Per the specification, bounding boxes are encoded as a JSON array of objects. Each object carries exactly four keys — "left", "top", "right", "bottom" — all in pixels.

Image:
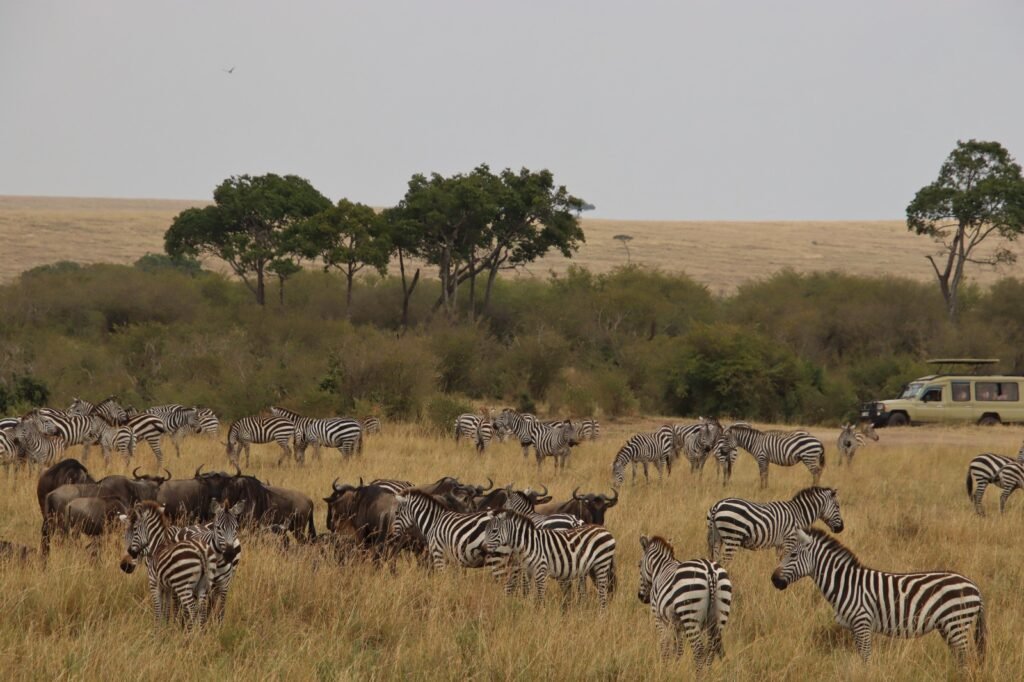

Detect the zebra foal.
[
  {"left": 836, "top": 422, "right": 878, "bottom": 466},
  {"left": 638, "top": 535, "right": 731, "bottom": 669},
  {"left": 611, "top": 426, "right": 676, "bottom": 488},
  {"left": 772, "top": 528, "right": 985, "bottom": 668}
]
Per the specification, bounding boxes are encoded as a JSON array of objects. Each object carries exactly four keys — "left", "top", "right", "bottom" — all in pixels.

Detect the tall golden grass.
[
  {"left": 5, "top": 195, "right": 1018, "bottom": 292},
  {"left": 1, "top": 420, "right": 1022, "bottom": 680}
]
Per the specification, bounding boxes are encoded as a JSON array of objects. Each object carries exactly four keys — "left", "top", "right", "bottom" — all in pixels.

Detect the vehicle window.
[
  {"left": 952, "top": 382, "right": 970, "bottom": 402},
  {"left": 975, "top": 382, "right": 1019, "bottom": 401},
  {"left": 921, "top": 386, "right": 943, "bottom": 402},
  {"left": 900, "top": 382, "right": 925, "bottom": 399}
]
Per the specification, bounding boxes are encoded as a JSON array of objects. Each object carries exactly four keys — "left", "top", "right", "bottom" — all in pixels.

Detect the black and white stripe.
[
  {"left": 706, "top": 487, "right": 844, "bottom": 564},
  {"left": 361, "top": 416, "right": 381, "bottom": 436},
  {"left": 673, "top": 417, "right": 722, "bottom": 474},
  {"left": 226, "top": 416, "right": 295, "bottom": 467},
  {"left": 611, "top": 426, "right": 677, "bottom": 487},
  {"left": 93, "top": 420, "right": 137, "bottom": 465},
  {"left": 483, "top": 510, "right": 616, "bottom": 607},
  {"left": 993, "top": 459, "right": 1024, "bottom": 514},
  {"left": 836, "top": 422, "right": 879, "bottom": 466},
  {"left": 270, "top": 407, "right": 362, "bottom": 462},
  {"left": 772, "top": 528, "right": 985, "bottom": 667},
  {"left": 453, "top": 413, "right": 492, "bottom": 453},
  {"left": 726, "top": 423, "right": 825, "bottom": 488},
  {"left": 531, "top": 420, "right": 578, "bottom": 469},
  {"left": 8, "top": 420, "right": 66, "bottom": 465},
  {"left": 119, "top": 501, "right": 217, "bottom": 631},
  {"left": 390, "top": 491, "right": 493, "bottom": 570},
  {"left": 69, "top": 396, "right": 129, "bottom": 425},
  {"left": 125, "top": 414, "right": 170, "bottom": 467},
  {"left": 638, "top": 535, "right": 732, "bottom": 668},
  {"left": 492, "top": 409, "right": 536, "bottom": 457},
  {"left": 709, "top": 432, "right": 739, "bottom": 485},
  {"left": 502, "top": 490, "right": 583, "bottom": 531},
  {"left": 965, "top": 444, "right": 1024, "bottom": 515},
  {"left": 575, "top": 418, "right": 600, "bottom": 442},
  {"left": 170, "top": 500, "right": 244, "bottom": 622}
]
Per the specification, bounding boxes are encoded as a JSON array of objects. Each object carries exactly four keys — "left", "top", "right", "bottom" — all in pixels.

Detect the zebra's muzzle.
[
  {"left": 830, "top": 520, "right": 845, "bottom": 533},
  {"left": 119, "top": 554, "right": 137, "bottom": 574},
  {"left": 770, "top": 571, "right": 788, "bottom": 590}
]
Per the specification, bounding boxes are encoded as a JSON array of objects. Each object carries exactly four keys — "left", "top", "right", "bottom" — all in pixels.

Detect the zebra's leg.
[
  {"left": 654, "top": 616, "right": 673, "bottom": 660},
  {"left": 758, "top": 458, "right": 769, "bottom": 488},
  {"left": 999, "top": 485, "right": 1016, "bottom": 513},
  {"left": 642, "top": 461, "right": 650, "bottom": 482},
  {"left": 810, "top": 460, "right": 822, "bottom": 486},
  {"left": 682, "top": 621, "right": 706, "bottom": 664},
  {"left": 149, "top": 438, "right": 164, "bottom": 468},
  {"left": 938, "top": 619, "right": 971, "bottom": 668},
  {"left": 244, "top": 442, "right": 251, "bottom": 468},
  {"left": 851, "top": 618, "right": 873, "bottom": 662},
  {"left": 149, "top": 576, "right": 164, "bottom": 624},
  {"left": 631, "top": 461, "right": 637, "bottom": 483},
  {"left": 276, "top": 439, "right": 290, "bottom": 466},
  {"left": 972, "top": 479, "right": 988, "bottom": 516},
  {"left": 534, "top": 563, "right": 548, "bottom": 603},
  {"left": 171, "top": 430, "right": 184, "bottom": 458},
  {"left": 596, "top": 567, "right": 610, "bottom": 609}
]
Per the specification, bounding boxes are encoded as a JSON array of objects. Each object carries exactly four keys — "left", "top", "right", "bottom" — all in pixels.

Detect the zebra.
[
  {"left": 8, "top": 420, "right": 65, "bottom": 465},
  {"left": 0, "top": 430, "right": 19, "bottom": 464},
  {"left": 454, "top": 413, "right": 492, "bottom": 453},
  {"left": 389, "top": 491, "right": 493, "bottom": 570},
  {"left": 726, "top": 423, "right": 825, "bottom": 488},
  {"left": 965, "top": 443, "right": 1024, "bottom": 515},
  {"left": 69, "top": 396, "right": 129, "bottom": 425},
  {"left": 226, "top": 416, "right": 295, "bottom": 467},
  {"left": 532, "top": 420, "right": 579, "bottom": 469},
  {"left": 709, "top": 432, "right": 739, "bottom": 485},
  {"left": 196, "top": 407, "right": 220, "bottom": 436},
  {"left": 361, "top": 416, "right": 382, "bottom": 436},
  {"left": 170, "top": 500, "right": 244, "bottom": 622},
  {"left": 993, "top": 460, "right": 1024, "bottom": 514},
  {"left": 706, "top": 487, "right": 844, "bottom": 564},
  {"left": 492, "top": 409, "right": 536, "bottom": 457},
  {"left": 0, "top": 416, "right": 20, "bottom": 431},
  {"left": 23, "top": 412, "right": 100, "bottom": 457},
  {"left": 673, "top": 417, "right": 722, "bottom": 474},
  {"left": 119, "top": 501, "right": 217, "bottom": 631},
  {"left": 611, "top": 426, "right": 677, "bottom": 488},
  {"left": 144, "top": 404, "right": 203, "bottom": 457},
  {"left": 772, "top": 528, "right": 986, "bottom": 668},
  {"left": 367, "top": 478, "right": 415, "bottom": 494},
  {"left": 269, "top": 407, "right": 362, "bottom": 462},
  {"left": 124, "top": 414, "right": 171, "bottom": 467},
  {"left": 836, "top": 422, "right": 879, "bottom": 466},
  {"left": 503, "top": 489, "right": 583, "bottom": 531},
  {"left": 92, "top": 419, "right": 137, "bottom": 465},
  {"left": 575, "top": 418, "right": 600, "bottom": 442},
  {"left": 638, "top": 535, "right": 732, "bottom": 669},
  {"left": 483, "top": 510, "right": 616, "bottom": 608}
]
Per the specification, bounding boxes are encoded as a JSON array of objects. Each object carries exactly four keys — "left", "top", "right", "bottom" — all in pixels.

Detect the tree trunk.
[
  {"left": 278, "top": 275, "right": 285, "bottom": 306},
  {"left": 256, "top": 264, "right": 266, "bottom": 306},
  {"left": 468, "top": 261, "right": 477, "bottom": 322},
  {"left": 398, "top": 248, "right": 420, "bottom": 330},
  {"left": 345, "top": 269, "right": 354, "bottom": 319},
  {"left": 481, "top": 256, "right": 502, "bottom": 317}
]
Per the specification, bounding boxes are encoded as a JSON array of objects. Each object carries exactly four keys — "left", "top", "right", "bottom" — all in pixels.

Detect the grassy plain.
[
  {"left": 0, "top": 420, "right": 1022, "bottom": 680},
  {"left": 3, "top": 195, "right": 1019, "bottom": 292}
]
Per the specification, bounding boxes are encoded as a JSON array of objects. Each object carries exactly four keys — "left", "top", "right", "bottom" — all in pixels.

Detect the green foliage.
[
  {"left": 0, "top": 374, "right": 49, "bottom": 413},
  {"left": 906, "top": 139, "right": 1024, "bottom": 319},
  {"left": 422, "top": 394, "right": 475, "bottom": 436},
  {"left": 133, "top": 252, "right": 202, "bottom": 275}
]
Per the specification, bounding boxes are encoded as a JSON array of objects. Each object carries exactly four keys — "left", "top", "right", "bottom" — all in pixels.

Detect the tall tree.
[
  {"left": 288, "top": 199, "right": 391, "bottom": 316},
  {"left": 907, "top": 140, "right": 1024, "bottom": 320},
  {"left": 164, "top": 174, "right": 331, "bottom": 306},
  {"left": 380, "top": 206, "right": 423, "bottom": 330}
]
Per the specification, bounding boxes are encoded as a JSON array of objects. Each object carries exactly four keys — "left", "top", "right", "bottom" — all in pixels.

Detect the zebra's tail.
[
  {"left": 706, "top": 512, "right": 720, "bottom": 559},
  {"left": 819, "top": 446, "right": 826, "bottom": 469},
  {"left": 966, "top": 469, "right": 974, "bottom": 498},
  {"left": 706, "top": 561, "right": 724, "bottom": 660},
  {"left": 975, "top": 597, "right": 987, "bottom": 664}
]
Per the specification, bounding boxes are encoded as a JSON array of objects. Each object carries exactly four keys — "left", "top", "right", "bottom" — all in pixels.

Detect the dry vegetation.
[
  {"left": 4, "top": 195, "right": 1018, "bottom": 291},
  {"left": 1, "top": 420, "right": 1022, "bottom": 680}
]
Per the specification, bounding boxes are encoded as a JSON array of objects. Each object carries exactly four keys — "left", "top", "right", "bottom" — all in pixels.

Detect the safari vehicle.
[{"left": 861, "top": 359, "right": 1024, "bottom": 427}]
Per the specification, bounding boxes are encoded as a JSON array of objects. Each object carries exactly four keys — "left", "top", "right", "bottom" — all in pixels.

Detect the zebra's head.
[
  {"left": 119, "top": 501, "right": 167, "bottom": 572},
  {"left": 68, "top": 397, "right": 90, "bottom": 416},
  {"left": 637, "top": 535, "right": 673, "bottom": 604},
  {"left": 211, "top": 499, "right": 245, "bottom": 562},
  {"left": 816, "top": 488, "right": 844, "bottom": 533},
  {"left": 483, "top": 510, "right": 521, "bottom": 555},
  {"left": 771, "top": 529, "right": 815, "bottom": 590},
  {"left": 859, "top": 422, "right": 878, "bottom": 441},
  {"left": 711, "top": 435, "right": 738, "bottom": 474},
  {"left": 389, "top": 494, "right": 418, "bottom": 543}
]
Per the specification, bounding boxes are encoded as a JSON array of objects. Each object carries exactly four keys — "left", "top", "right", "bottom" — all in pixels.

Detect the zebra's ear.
[
  {"left": 231, "top": 500, "right": 247, "bottom": 516},
  {"left": 117, "top": 514, "right": 129, "bottom": 524},
  {"left": 158, "top": 505, "right": 166, "bottom": 515},
  {"left": 394, "top": 494, "right": 406, "bottom": 503},
  {"left": 795, "top": 529, "right": 812, "bottom": 544},
  {"left": 639, "top": 535, "right": 650, "bottom": 549}
]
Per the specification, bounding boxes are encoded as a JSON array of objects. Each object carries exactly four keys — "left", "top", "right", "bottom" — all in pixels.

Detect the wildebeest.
[
  {"left": 475, "top": 484, "right": 551, "bottom": 511},
  {"left": 37, "top": 458, "right": 94, "bottom": 516},
  {"left": 156, "top": 465, "right": 235, "bottom": 523},
  {"left": 411, "top": 476, "right": 492, "bottom": 510},
  {"left": 222, "top": 472, "right": 316, "bottom": 541},
  {"left": 63, "top": 496, "right": 130, "bottom": 557},
  {"left": 535, "top": 488, "right": 619, "bottom": 525}
]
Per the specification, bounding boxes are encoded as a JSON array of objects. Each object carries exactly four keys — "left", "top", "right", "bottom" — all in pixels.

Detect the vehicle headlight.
[{"left": 877, "top": 403, "right": 886, "bottom": 412}]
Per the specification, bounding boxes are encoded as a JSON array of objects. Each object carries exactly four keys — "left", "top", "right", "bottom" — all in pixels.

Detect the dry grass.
[
  {"left": 3, "top": 195, "right": 1018, "bottom": 292},
  {"left": 1, "top": 419, "right": 1022, "bottom": 680}
]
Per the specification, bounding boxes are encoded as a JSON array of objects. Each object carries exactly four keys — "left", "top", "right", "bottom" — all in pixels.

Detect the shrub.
[{"left": 422, "top": 394, "right": 475, "bottom": 436}]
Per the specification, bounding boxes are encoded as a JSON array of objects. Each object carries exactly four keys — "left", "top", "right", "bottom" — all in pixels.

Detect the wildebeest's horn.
[
  {"left": 482, "top": 477, "right": 493, "bottom": 492},
  {"left": 195, "top": 464, "right": 204, "bottom": 477},
  {"left": 332, "top": 478, "right": 342, "bottom": 493},
  {"left": 539, "top": 484, "right": 548, "bottom": 497},
  {"left": 234, "top": 464, "right": 242, "bottom": 477},
  {"left": 163, "top": 468, "right": 172, "bottom": 480},
  {"left": 572, "top": 486, "right": 582, "bottom": 500},
  {"left": 132, "top": 467, "right": 142, "bottom": 480},
  {"left": 358, "top": 476, "right": 364, "bottom": 488},
  {"left": 606, "top": 489, "right": 619, "bottom": 504}
]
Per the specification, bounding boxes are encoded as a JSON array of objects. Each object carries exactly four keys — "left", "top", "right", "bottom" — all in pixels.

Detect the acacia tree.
[
  {"left": 380, "top": 206, "right": 423, "bottom": 330},
  {"left": 164, "top": 174, "right": 331, "bottom": 306},
  {"left": 288, "top": 199, "right": 391, "bottom": 316},
  {"left": 907, "top": 140, "right": 1024, "bottom": 320}
]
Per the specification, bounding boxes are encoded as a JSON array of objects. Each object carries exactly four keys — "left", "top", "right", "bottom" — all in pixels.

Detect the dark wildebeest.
[
  {"left": 63, "top": 496, "right": 130, "bottom": 557},
  {"left": 535, "top": 488, "right": 619, "bottom": 525},
  {"left": 41, "top": 469, "right": 166, "bottom": 555},
  {"left": 324, "top": 480, "right": 438, "bottom": 562},
  {"left": 37, "top": 459, "right": 94, "bottom": 516},
  {"left": 412, "top": 476, "right": 492, "bottom": 511},
  {"left": 156, "top": 465, "right": 235, "bottom": 523},
  {"left": 222, "top": 472, "right": 315, "bottom": 541},
  {"left": 475, "top": 484, "right": 551, "bottom": 511}
]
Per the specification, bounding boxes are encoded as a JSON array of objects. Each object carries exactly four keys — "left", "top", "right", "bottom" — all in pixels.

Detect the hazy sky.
[{"left": 2, "top": 1, "right": 1022, "bottom": 219}]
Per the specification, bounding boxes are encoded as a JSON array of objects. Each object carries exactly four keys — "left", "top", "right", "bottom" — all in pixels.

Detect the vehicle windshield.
[{"left": 899, "top": 382, "right": 926, "bottom": 399}]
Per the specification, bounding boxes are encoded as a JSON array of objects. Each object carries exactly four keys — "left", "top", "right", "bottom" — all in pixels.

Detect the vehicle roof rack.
[{"left": 926, "top": 358, "right": 1000, "bottom": 376}]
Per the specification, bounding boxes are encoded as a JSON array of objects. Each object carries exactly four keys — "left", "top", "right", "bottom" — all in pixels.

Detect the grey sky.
[{"left": 2, "top": 1, "right": 1022, "bottom": 220}]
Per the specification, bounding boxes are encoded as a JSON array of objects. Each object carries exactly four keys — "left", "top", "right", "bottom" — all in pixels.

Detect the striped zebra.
[
  {"left": 270, "top": 407, "right": 362, "bottom": 462},
  {"left": 483, "top": 510, "right": 616, "bottom": 607},
  {"left": 492, "top": 409, "right": 536, "bottom": 457},
  {"left": 226, "top": 416, "right": 295, "bottom": 467},
  {"left": 170, "top": 500, "right": 244, "bottom": 622},
  {"left": 389, "top": 491, "right": 493, "bottom": 570},
  {"left": 8, "top": 420, "right": 65, "bottom": 465},
  {"left": 69, "top": 396, "right": 129, "bottom": 425},
  {"left": 532, "top": 420, "right": 579, "bottom": 469},
  {"left": 638, "top": 535, "right": 732, "bottom": 669},
  {"left": 709, "top": 432, "right": 739, "bottom": 485},
  {"left": 726, "top": 423, "right": 825, "bottom": 488},
  {"left": 24, "top": 412, "right": 100, "bottom": 457},
  {"left": 503, "top": 489, "right": 583, "bottom": 531},
  {"left": 0, "top": 416, "right": 20, "bottom": 431},
  {"left": 118, "top": 501, "right": 217, "bottom": 631},
  {"left": 837, "top": 422, "right": 879, "bottom": 466},
  {"left": 772, "top": 528, "right": 985, "bottom": 667},
  {"left": 367, "top": 478, "right": 415, "bottom": 494},
  {"left": 361, "top": 416, "right": 382, "bottom": 436},
  {"left": 0, "top": 430, "right": 18, "bottom": 464},
  {"left": 124, "top": 414, "right": 171, "bottom": 467},
  {"left": 453, "top": 413, "right": 492, "bottom": 453},
  {"left": 611, "top": 426, "right": 677, "bottom": 488},
  {"left": 145, "top": 405, "right": 203, "bottom": 457},
  {"left": 965, "top": 443, "right": 1024, "bottom": 515},
  {"left": 93, "top": 420, "right": 137, "bottom": 465},
  {"left": 196, "top": 408, "right": 220, "bottom": 436},
  {"left": 673, "top": 417, "right": 722, "bottom": 474},
  {"left": 993, "top": 460, "right": 1024, "bottom": 514},
  {"left": 706, "top": 487, "right": 844, "bottom": 564},
  {"left": 575, "top": 418, "right": 600, "bottom": 442}
]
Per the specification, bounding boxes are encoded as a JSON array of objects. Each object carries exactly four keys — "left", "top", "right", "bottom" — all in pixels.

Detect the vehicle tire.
[
  {"left": 887, "top": 412, "right": 909, "bottom": 427},
  {"left": 978, "top": 415, "right": 1001, "bottom": 426}
]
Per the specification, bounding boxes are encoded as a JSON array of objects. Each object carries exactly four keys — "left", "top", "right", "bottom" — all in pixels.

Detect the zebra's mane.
[
  {"left": 133, "top": 500, "right": 170, "bottom": 530},
  {"left": 791, "top": 486, "right": 834, "bottom": 501},
  {"left": 646, "top": 535, "right": 676, "bottom": 556},
  {"left": 803, "top": 527, "right": 861, "bottom": 567},
  {"left": 498, "top": 508, "right": 538, "bottom": 527}
]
